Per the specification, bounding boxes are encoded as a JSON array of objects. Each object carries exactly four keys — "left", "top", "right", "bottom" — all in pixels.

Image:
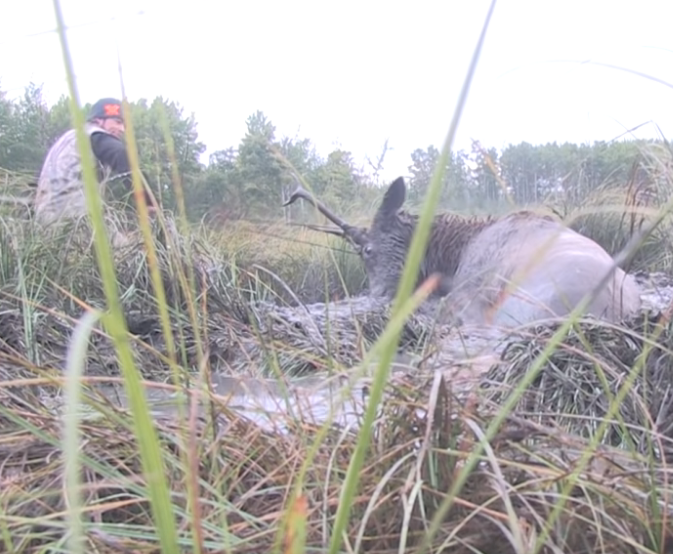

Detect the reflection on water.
[{"left": 59, "top": 327, "right": 508, "bottom": 433}]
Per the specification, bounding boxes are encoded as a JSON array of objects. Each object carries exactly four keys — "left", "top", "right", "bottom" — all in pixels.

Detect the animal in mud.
[{"left": 283, "top": 176, "right": 642, "bottom": 329}]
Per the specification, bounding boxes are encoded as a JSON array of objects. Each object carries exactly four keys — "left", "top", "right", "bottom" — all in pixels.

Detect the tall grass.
[
  {"left": 1, "top": 0, "right": 672, "bottom": 552},
  {"left": 52, "top": 1, "right": 180, "bottom": 552}
]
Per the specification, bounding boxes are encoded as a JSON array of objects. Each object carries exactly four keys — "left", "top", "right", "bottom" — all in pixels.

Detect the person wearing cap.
[{"left": 34, "top": 97, "right": 157, "bottom": 227}]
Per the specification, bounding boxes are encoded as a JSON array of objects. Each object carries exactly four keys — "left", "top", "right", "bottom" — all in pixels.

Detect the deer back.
[{"left": 442, "top": 213, "right": 642, "bottom": 327}]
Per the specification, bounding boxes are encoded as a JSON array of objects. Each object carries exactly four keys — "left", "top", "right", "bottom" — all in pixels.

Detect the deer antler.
[
  {"left": 283, "top": 184, "right": 353, "bottom": 232},
  {"left": 283, "top": 183, "right": 368, "bottom": 247},
  {"left": 286, "top": 221, "right": 345, "bottom": 237}
]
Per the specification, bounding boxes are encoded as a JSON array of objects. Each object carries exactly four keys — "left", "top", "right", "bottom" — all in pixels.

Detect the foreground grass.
[{"left": 3, "top": 308, "right": 673, "bottom": 553}]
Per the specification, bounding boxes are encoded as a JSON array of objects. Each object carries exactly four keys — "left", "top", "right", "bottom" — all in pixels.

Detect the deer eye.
[{"left": 363, "top": 245, "right": 373, "bottom": 257}]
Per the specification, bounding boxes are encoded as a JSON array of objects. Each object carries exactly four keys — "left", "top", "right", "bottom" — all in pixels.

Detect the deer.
[{"left": 282, "top": 176, "right": 643, "bottom": 330}]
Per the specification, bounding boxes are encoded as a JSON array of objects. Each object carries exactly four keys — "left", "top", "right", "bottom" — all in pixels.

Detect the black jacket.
[{"left": 90, "top": 131, "right": 157, "bottom": 207}]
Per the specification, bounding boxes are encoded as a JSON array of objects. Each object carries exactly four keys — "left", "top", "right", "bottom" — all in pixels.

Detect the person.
[{"left": 34, "top": 97, "right": 158, "bottom": 227}]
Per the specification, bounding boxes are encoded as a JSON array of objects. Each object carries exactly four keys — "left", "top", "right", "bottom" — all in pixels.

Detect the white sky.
[{"left": 2, "top": 0, "right": 673, "bottom": 182}]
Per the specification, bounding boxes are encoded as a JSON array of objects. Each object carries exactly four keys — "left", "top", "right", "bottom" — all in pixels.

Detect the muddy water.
[
  {"left": 55, "top": 271, "right": 673, "bottom": 432},
  {"left": 62, "top": 327, "right": 505, "bottom": 433},
  {"left": 79, "top": 361, "right": 414, "bottom": 432}
]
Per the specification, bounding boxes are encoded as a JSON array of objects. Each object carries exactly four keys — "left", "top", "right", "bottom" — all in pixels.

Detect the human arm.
[{"left": 90, "top": 132, "right": 157, "bottom": 209}]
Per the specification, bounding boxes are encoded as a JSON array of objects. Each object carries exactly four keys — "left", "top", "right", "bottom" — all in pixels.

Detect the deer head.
[{"left": 284, "top": 177, "right": 421, "bottom": 298}]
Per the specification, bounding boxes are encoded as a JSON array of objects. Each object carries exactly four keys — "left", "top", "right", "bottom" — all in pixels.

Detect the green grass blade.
[
  {"left": 327, "top": 5, "right": 498, "bottom": 552},
  {"left": 51, "top": 2, "right": 180, "bottom": 552}
]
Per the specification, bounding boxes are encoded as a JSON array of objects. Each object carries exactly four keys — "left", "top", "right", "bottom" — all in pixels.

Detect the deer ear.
[{"left": 379, "top": 176, "right": 406, "bottom": 215}]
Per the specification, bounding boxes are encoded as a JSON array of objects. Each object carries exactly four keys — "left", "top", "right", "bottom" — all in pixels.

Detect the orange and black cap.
[{"left": 87, "top": 98, "right": 124, "bottom": 121}]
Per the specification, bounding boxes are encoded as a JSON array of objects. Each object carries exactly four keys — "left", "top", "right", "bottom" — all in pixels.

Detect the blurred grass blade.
[
  {"left": 282, "top": 493, "right": 308, "bottom": 554},
  {"left": 51, "top": 2, "right": 180, "bottom": 553},
  {"left": 63, "top": 308, "right": 102, "bottom": 554},
  {"left": 326, "top": 1, "right": 499, "bottom": 553}
]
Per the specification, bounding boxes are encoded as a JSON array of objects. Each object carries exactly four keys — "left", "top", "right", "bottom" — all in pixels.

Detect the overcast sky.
[{"left": 2, "top": 0, "right": 672, "bottom": 182}]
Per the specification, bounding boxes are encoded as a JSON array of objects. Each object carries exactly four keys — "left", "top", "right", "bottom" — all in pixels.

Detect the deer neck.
[{"left": 422, "top": 214, "right": 494, "bottom": 280}]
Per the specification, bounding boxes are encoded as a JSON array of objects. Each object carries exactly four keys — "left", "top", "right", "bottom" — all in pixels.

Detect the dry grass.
[
  {"left": 564, "top": 140, "right": 673, "bottom": 273},
  {"left": 3, "top": 160, "right": 673, "bottom": 552},
  {"left": 3, "top": 320, "right": 673, "bottom": 553}
]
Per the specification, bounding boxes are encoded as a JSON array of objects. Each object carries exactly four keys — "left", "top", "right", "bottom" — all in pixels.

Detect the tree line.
[{"left": 0, "top": 82, "right": 664, "bottom": 225}]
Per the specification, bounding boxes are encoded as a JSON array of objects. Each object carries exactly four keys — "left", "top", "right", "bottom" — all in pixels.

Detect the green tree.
[
  {"left": 468, "top": 140, "right": 503, "bottom": 209},
  {"left": 234, "top": 110, "right": 287, "bottom": 217},
  {"left": 125, "top": 96, "right": 206, "bottom": 209},
  {"left": 188, "top": 148, "right": 242, "bottom": 221},
  {"left": 407, "top": 146, "right": 471, "bottom": 210}
]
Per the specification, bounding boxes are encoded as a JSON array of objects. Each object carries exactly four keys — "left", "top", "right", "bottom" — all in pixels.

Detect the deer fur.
[{"left": 283, "top": 176, "right": 642, "bottom": 329}]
